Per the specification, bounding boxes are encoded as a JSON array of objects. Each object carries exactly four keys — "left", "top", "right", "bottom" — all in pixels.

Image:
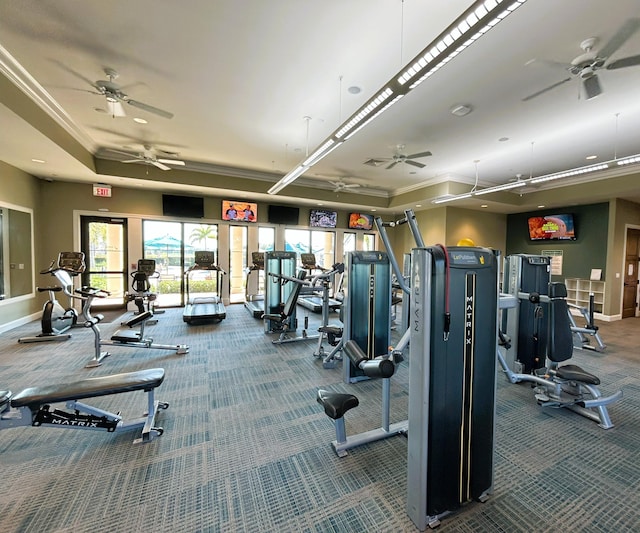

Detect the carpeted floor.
[{"left": 0, "top": 305, "right": 638, "bottom": 532}]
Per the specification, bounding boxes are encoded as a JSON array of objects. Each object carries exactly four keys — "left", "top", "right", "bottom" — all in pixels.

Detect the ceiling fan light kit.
[{"left": 269, "top": 0, "right": 528, "bottom": 195}]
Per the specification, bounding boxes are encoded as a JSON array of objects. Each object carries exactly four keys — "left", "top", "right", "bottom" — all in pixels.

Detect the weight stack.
[{"left": 407, "top": 246, "right": 499, "bottom": 530}]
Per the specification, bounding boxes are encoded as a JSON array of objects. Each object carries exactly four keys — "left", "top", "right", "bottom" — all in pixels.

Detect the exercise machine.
[
  {"left": 263, "top": 251, "right": 297, "bottom": 334},
  {"left": 297, "top": 253, "right": 341, "bottom": 313},
  {"left": 567, "top": 296, "right": 606, "bottom": 352},
  {"left": 262, "top": 270, "right": 310, "bottom": 343},
  {"left": 317, "top": 251, "right": 393, "bottom": 373},
  {"left": 244, "top": 251, "right": 265, "bottom": 318},
  {"left": 316, "top": 339, "right": 400, "bottom": 457},
  {"left": 126, "top": 258, "right": 163, "bottom": 318},
  {"left": 342, "top": 251, "right": 392, "bottom": 383},
  {"left": 407, "top": 245, "right": 500, "bottom": 529},
  {"left": 81, "top": 286, "right": 188, "bottom": 368},
  {"left": 183, "top": 251, "right": 226, "bottom": 324},
  {"left": 499, "top": 254, "right": 621, "bottom": 429},
  {"left": 0, "top": 367, "right": 168, "bottom": 444},
  {"left": 18, "top": 252, "right": 86, "bottom": 343}
]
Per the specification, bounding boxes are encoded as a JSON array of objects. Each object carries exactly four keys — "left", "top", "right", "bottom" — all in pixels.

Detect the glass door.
[
  {"left": 80, "top": 216, "right": 128, "bottom": 309},
  {"left": 142, "top": 220, "right": 219, "bottom": 307}
]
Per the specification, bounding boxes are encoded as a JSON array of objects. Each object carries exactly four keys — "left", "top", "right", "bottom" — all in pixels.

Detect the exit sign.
[{"left": 93, "top": 184, "right": 112, "bottom": 197}]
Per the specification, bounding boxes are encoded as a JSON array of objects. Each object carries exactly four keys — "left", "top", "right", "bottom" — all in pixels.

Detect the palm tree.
[{"left": 189, "top": 225, "right": 217, "bottom": 250}]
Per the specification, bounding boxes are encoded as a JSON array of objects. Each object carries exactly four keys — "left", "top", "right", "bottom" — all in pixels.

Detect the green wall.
[
  {"left": 506, "top": 203, "right": 609, "bottom": 280},
  {"left": 0, "top": 160, "right": 41, "bottom": 329}
]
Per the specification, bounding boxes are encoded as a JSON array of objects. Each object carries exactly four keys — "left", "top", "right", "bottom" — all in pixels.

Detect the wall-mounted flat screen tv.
[
  {"left": 348, "top": 212, "right": 374, "bottom": 230},
  {"left": 527, "top": 213, "right": 576, "bottom": 241},
  {"left": 309, "top": 209, "right": 337, "bottom": 228},
  {"left": 268, "top": 205, "right": 299, "bottom": 225},
  {"left": 162, "top": 194, "right": 204, "bottom": 218},
  {"left": 222, "top": 200, "right": 257, "bottom": 222}
]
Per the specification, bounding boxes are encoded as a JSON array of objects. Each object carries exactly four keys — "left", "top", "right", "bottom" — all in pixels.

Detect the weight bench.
[{"left": 0, "top": 368, "right": 168, "bottom": 443}]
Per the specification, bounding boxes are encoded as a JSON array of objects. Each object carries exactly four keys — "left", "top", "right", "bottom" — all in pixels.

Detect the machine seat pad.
[
  {"left": 112, "top": 329, "right": 143, "bottom": 342},
  {"left": 318, "top": 325, "right": 343, "bottom": 335},
  {"left": 262, "top": 313, "right": 284, "bottom": 322},
  {"left": 10, "top": 368, "right": 165, "bottom": 410},
  {"left": 317, "top": 389, "right": 359, "bottom": 420},
  {"left": 124, "top": 311, "right": 154, "bottom": 327},
  {"left": 556, "top": 364, "right": 600, "bottom": 385}
]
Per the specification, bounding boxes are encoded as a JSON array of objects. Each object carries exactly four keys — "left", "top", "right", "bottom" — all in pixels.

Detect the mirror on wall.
[{"left": 0, "top": 202, "right": 35, "bottom": 302}]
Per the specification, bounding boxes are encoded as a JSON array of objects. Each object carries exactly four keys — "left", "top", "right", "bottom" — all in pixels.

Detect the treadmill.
[
  {"left": 183, "top": 251, "right": 226, "bottom": 324},
  {"left": 244, "top": 251, "right": 265, "bottom": 318},
  {"left": 297, "top": 253, "right": 342, "bottom": 313}
]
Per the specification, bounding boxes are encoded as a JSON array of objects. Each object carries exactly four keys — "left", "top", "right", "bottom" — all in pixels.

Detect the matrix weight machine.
[
  {"left": 18, "top": 252, "right": 86, "bottom": 344},
  {"left": 263, "top": 251, "right": 298, "bottom": 334},
  {"left": 342, "top": 251, "right": 392, "bottom": 383},
  {"left": 499, "top": 254, "right": 621, "bottom": 429},
  {"left": 408, "top": 246, "right": 500, "bottom": 530}
]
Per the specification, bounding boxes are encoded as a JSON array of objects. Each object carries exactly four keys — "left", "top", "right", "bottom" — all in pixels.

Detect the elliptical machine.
[
  {"left": 125, "top": 259, "right": 163, "bottom": 323},
  {"left": 18, "top": 252, "right": 86, "bottom": 343}
]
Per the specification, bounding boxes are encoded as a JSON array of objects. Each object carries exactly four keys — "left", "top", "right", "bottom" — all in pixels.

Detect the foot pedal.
[{"left": 535, "top": 393, "right": 550, "bottom": 403}]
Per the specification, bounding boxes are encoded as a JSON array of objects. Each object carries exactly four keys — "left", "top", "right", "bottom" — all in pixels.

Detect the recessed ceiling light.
[
  {"left": 347, "top": 86, "right": 362, "bottom": 94},
  {"left": 415, "top": 204, "right": 422, "bottom": 208},
  {"left": 537, "top": 205, "right": 545, "bottom": 208},
  {"left": 133, "top": 117, "right": 148, "bottom": 124},
  {"left": 585, "top": 154, "right": 598, "bottom": 160},
  {"left": 31, "top": 158, "right": 45, "bottom": 163},
  {"left": 450, "top": 104, "right": 472, "bottom": 117},
  {"left": 317, "top": 203, "right": 324, "bottom": 206},
  {"left": 481, "top": 204, "right": 488, "bottom": 208},
  {"left": 371, "top": 208, "right": 377, "bottom": 212}
]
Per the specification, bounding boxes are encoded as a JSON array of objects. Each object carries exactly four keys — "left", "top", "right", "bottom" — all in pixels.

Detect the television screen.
[
  {"left": 268, "top": 205, "right": 299, "bottom": 225},
  {"left": 309, "top": 209, "right": 337, "bottom": 228},
  {"left": 348, "top": 212, "right": 374, "bottom": 230},
  {"left": 527, "top": 214, "right": 576, "bottom": 241},
  {"left": 162, "top": 194, "right": 204, "bottom": 218},
  {"left": 222, "top": 200, "right": 257, "bottom": 222}
]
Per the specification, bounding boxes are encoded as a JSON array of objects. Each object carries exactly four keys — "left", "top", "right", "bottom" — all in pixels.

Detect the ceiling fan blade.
[
  {"left": 406, "top": 150, "right": 432, "bottom": 159},
  {"left": 598, "top": 18, "right": 640, "bottom": 59},
  {"left": 405, "top": 160, "right": 426, "bottom": 169},
  {"left": 125, "top": 99, "right": 174, "bottom": 119},
  {"left": 605, "top": 54, "right": 640, "bottom": 70},
  {"left": 386, "top": 161, "right": 399, "bottom": 170},
  {"left": 343, "top": 183, "right": 361, "bottom": 189},
  {"left": 106, "top": 100, "right": 126, "bottom": 117},
  {"left": 121, "top": 158, "right": 144, "bottom": 164},
  {"left": 583, "top": 74, "right": 602, "bottom": 100},
  {"left": 157, "top": 158, "right": 185, "bottom": 166},
  {"left": 522, "top": 77, "right": 572, "bottom": 101},
  {"left": 151, "top": 161, "right": 172, "bottom": 171}
]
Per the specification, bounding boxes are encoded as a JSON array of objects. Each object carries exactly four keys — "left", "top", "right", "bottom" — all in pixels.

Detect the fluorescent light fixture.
[
  {"left": 616, "top": 155, "right": 640, "bottom": 166},
  {"left": 271, "top": 0, "right": 528, "bottom": 195},
  {"left": 268, "top": 164, "right": 307, "bottom": 194},
  {"left": 473, "top": 180, "right": 526, "bottom": 195},
  {"left": 530, "top": 163, "right": 609, "bottom": 184},
  {"left": 432, "top": 193, "right": 473, "bottom": 204}
]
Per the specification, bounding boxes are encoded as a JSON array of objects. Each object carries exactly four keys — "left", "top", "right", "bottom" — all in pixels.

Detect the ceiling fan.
[
  {"left": 328, "top": 179, "right": 361, "bottom": 193},
  {"left": 111, "top": 145, "right": 185, "bottom": 171},
  {"left": 65, "top": 66, "right": 174, "bottom": 118},
  {"left": 523, "top": 18, "right": 640, "bottom": 101},
  {"left": 364, "top": 145, "right": 432, "bottom": 170}
]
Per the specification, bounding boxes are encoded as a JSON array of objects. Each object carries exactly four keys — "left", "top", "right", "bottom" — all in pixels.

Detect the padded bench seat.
[{"left": 10, "top": 368, "right": 165, "bottom": 410}]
